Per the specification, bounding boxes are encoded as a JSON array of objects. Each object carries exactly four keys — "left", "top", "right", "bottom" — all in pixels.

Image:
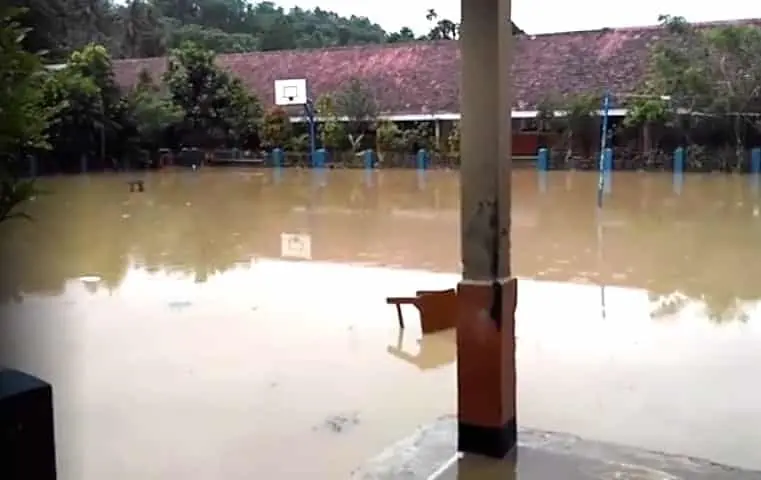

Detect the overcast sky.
[{"left": 275, "top": 0, "right": 760, "bottom": 35}]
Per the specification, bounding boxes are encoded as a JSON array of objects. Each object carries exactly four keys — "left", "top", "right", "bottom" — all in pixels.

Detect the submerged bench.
[{"left": 386, "top": 288, "right": 457, "bottom": 334}]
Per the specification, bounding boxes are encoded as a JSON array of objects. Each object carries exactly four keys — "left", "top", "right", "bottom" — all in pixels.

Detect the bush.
[{"left": 260, "top": 106, "right": 292, "bottom": 149}]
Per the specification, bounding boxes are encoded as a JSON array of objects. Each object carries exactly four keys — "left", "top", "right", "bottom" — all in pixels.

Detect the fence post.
[
  {"left": 537, "top": 147, "right": 549, "bottom": 171},
  {"left": 314, "top": 148, "right": 327, "bottom": 168},
  {"left": 364, "top": 149, "right": 375, "bottom": 170},
  {"left": 272, "top": 148, "right": 284, "bottom": 168},
  {"left": 673, "top": 146, "right": 685, "bottom": 175},
  {"left": 416, "top": 148, "right": 429, "bottom": 170},
  {"left": 751, "top": 147, "right": 760, "bottom": 174}
]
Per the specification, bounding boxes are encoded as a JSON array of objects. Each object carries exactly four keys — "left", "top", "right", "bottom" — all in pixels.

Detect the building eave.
[{"left": 288, "top": 108, "right": 631, "bottom": 123}]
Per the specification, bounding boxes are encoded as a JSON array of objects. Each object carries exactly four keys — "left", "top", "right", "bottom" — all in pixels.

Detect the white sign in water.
[{"left": 280, "top": 233, "right": 312, "bottom": 260}]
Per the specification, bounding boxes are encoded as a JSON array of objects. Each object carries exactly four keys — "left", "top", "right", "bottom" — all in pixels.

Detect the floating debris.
[{"left": 316, "top": 412, "right": 360, "bottom": 433}]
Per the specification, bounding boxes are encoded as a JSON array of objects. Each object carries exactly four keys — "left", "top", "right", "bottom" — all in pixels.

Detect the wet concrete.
[
  {"left": 0, "top": 169, "right": 760, "bottom": 478},
  {"left": 353, "top": 415, "right": 761, "bottom": 479}
]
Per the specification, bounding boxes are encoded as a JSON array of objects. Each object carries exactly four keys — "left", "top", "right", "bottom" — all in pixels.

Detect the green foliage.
[
  {"left": 0, "top": 8, "right": 53, "bottom": 154},
  {"left": 635, "top": 16, "right": 761, "bottom": 163},
  {"left": 537, "top": 92, "right": 601, "bottom": 161},
  {"left": 42, "top": 66, "right": 103, "bottom": 144},
  {"left": 41, "top": 45, "right": 124, "bottom": 163},
  {"left": 539, "top": 92, "right": 600, "bottom": 132},
  {"left": 648, "top": 17, "right": 761, "bottom": 117},
  {"left": 9, "top": 1, "right": 521, "bottom": 61},
  {"left": 288, "top": 133, "right": 310, "bottom": 152},
  {"left": 386, "top": 27, "right": 415, "bottom": 43},
  {"left": 423, "top": 8, "right": 521, "bottom": 41},
  {"left": 126, "top": 70, "right": 183, "bottom": 144},
  {"left": 165, "top": 22, "right": 260, "bottom": 54},
  {"left": 424, "top": 10, "right": 459, "bottom": 40},
  {"left": 334, "top": 78, "right": 378, "bottom": 136},
  {"left": 260, "top": 106, "right": 292, "bottom": 149},
  {"left": 0, "top": 7, "right": 56, "bottom": 223},
  {"left": 375, "top": 120, "right": 403, "bottom": 152},
  {"left": 315, "top": 94, "right": 346, "bottom": 150},
  {"left": 164, "top": 41, "right": 262, "bottom": 146},
  {"left": 10, "top": 0, "right": 420, "bottom": 60},
  {"left": 623, "top": 97, "right": 672, "bottom": 128},
  {"left": 402, "top": 122, "right": 435, "bottom": 151}
]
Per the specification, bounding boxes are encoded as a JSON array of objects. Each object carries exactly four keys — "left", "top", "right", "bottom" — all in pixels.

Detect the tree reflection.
[{"left": 0, "top": 170, "right": 758, "bottom": 324}]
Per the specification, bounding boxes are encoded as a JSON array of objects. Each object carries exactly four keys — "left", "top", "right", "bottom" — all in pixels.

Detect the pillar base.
[
  {"left": 456, "top": 278, "right": 518, "bottom": 458},
  {"left": 458, "top": 418, "right": 517, "bottom": 458}
]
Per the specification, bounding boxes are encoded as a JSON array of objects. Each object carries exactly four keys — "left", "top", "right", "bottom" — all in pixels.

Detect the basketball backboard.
[{"left": 274, "top": 78, "right": 307, "bottom": 106}]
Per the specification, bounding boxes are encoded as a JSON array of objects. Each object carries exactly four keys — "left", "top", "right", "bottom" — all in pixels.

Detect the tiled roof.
[{"left": 112, "top": 19, "right": 761, "bottom": 115}]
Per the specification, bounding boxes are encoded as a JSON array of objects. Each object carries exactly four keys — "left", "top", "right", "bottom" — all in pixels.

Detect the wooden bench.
[{"left": 386, "top": 288, "right": 457, "bottom": 334}]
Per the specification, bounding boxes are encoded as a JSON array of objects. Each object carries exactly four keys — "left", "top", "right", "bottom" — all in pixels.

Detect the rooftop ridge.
[
  {"left": 112, "top": 18, "right": 761, "bottom": 64},
  {"left": 109, "top": 17, "right": 761, "bottom": 115},
  {"left": 520, "top": 17, "right": 761, "bottom": 38}
]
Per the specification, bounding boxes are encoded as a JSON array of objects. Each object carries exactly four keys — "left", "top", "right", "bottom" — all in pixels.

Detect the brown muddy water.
[{"left": 1, "top": 168, "right": 761, "bottom": 479}]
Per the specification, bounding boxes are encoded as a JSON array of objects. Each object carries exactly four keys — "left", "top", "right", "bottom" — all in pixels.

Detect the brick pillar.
[{"left": 458, "top": 0, "right": 516, "bottom": 458}]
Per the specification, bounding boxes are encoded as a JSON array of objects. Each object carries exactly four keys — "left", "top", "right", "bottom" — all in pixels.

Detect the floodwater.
[{"left": 1, "top": 168, "right": 761, "bottom": 479}]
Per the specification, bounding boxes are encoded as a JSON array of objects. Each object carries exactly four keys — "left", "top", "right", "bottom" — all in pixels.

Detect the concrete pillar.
[{"left": 457, "top": 0, "right": 516, "bottom": 459}]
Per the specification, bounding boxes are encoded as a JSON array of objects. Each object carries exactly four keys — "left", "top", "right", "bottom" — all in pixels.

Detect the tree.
[
  {"left": 165, "top": 21, "right": 259, "bottom": 54},
  {"left": 402, "top": 122, "right": 435, "bottom": 152},
  {"left": 315, "top": 93, "right": 346, "bottom": 151},
  {"left": 643, "top": 15, "right": 761, "bottom": 167},
  {"left": 260, "top": 106, "right": 291, "bottom": 149},
  {"left": 35, "top": 43, "right": 130, "bottom": 171},
  {"left": 41, "top": 64, "right": 103, "bottom": 168},
  {"left": 0, "top": 7, "right": 57, "bottom": 223},
  {"left": 334, "top": 77, "right": 378, "bottom": 142},
  {"left": 6, "top": 0, "right": 69, "bottom": 59},
  {"left": 537, "top": 92, "right": 601, "bottom": 163},
  {"left": 375, "top": 120, "right": 403, "bottom": 165},
  {"left": 623, "top": 96, "right": 673, "bottom": 163},
  {"left": 375, "top": 120, "right": 402, "bottom": 152},
  {"left": 424, "top": 9, "right": 458, "bottom": 40},
  {"left": 9, "top": 0, "right": 524, "bottom": 61},
  {"left": 386, "top": 27, "right": 415, "bottom": 43},
  {"left": 163, "top": 41, "right": 262, "bottom": 147},
  {"left": 125, "top": 69, "right": 183, "bottom": 147},
  {"left": 423, "top": 8, "right": 522, "bottom": 41},
  {"left": 120, "top": 0, "right": 166, "bottom": 58}
]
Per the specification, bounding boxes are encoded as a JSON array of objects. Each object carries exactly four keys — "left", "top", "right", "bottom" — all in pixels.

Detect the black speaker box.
[{"left": 0, "top": 368, "right": 57, "bottom": 480}]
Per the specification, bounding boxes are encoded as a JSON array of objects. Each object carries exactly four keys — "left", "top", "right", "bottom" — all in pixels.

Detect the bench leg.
[{"left": 395, "top": 304, "right": 404, "bottom": 329}]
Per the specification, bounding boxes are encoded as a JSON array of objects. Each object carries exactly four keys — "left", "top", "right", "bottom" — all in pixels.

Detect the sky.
[{"left": 275, "top": 0, "right": 760, "bottom": 35}]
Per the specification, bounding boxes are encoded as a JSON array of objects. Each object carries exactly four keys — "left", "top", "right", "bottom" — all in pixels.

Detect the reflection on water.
[
  {"left": 1, "top": 169, "right": 761, "bottom": 478},
  {"left": 2, "top": 169, "right": 761, "bottom": 322},
  {"left": 387, "top": 329, "right": 456, "bottom": 371}
]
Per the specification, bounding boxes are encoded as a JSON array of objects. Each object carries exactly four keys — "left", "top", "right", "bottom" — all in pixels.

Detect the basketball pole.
[
  {"left": 304, "top": 99, "right": 318, "bottom": 167},
  {"left": 597, "top": 90, "right": 611, "bottom": 209},
  {"left": 274, "top": 79, "right": 317, "bottom": 167}
]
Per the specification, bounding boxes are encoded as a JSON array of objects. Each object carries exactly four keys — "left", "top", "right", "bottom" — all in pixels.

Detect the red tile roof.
[{"left": 112, "top": 19, "right": 761, "bottom": 115}]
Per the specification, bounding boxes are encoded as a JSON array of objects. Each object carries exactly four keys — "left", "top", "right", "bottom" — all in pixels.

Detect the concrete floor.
[{"left": 352, "top": 416, "right": 761, "bottom": 479}]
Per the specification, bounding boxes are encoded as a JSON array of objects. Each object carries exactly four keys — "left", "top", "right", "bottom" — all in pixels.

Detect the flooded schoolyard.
[{"left": 1, "top": 168, "right": 760, "bottom": 479}]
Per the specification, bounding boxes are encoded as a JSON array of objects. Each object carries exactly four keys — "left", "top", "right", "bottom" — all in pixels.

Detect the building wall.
[{"left": 512, "top": 133, "right": 539, "bottom": 157}]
